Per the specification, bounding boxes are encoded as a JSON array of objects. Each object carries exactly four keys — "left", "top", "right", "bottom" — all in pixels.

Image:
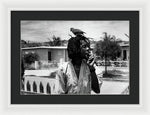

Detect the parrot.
[{"left": 70, "top": 28, "right": 86, "bottom": 36}]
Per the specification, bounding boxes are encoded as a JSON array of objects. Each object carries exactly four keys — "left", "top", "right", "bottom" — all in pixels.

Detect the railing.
[
  {"left": 96, "top": 61, "right": 129, "bottom": 67},
  {"left": 21, "top": 75, "right": 57, "bottom": 95}
]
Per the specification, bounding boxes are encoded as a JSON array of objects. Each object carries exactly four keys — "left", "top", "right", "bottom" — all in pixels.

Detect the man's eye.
[{"left": 82, "top": 45, "right": 86, "bottom": 48}]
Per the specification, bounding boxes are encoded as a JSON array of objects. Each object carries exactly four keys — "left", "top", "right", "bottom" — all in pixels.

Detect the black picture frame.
[{"left": 11, "top": 11, "right": 139, "bottom": 104}]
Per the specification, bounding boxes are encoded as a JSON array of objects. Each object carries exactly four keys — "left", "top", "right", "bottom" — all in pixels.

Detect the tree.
[
  {"left": 21, "top": 40, "right": 27, "bottom": 48},
  {"left": 23, "top": 52, "right": 39, "bottom": 65},
  {"left": 47, "top": 35, "right": 62, "bottom": 46},
  {"left": 21, "top": 40, "right": 44, "bottom": 48},
  {"left": 94, "top": 32, "right": 121, "bottom": 76}
]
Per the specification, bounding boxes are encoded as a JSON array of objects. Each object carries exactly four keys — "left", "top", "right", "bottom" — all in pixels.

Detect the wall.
[
  {"left": 22, "top": 48, "right": 68, "bottom": 63},
  {"left": 121, "top": 46, "right": 130, "bottom": 60},
  {"left": 50, "top": 49, "right": 66, "bottom": 62},
  {"left": 37, "top": 49, "right": 48, "bottom": 61},
  {"left": 24, "top": 76, "right": 57, "bottom": 94}
]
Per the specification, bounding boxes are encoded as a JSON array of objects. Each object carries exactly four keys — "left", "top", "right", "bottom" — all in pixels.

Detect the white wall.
[
  {"left": 121, "top": 46, "right": 129, "bottom": 60},
  {"left": 22, "top": 48, "right": 68, "bottom": 63},
  {"left": 50, "top": 49, "right": 67, "bottom": 62}
]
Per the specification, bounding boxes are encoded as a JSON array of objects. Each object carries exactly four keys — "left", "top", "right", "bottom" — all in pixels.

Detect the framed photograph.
[{"left": 11, "top": 11, "right": 139, "bottom": 104}]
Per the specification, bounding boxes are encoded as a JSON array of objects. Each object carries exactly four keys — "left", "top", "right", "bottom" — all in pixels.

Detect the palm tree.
[{"left": 95, "top": 32, "right": 121, "bottom": 76}]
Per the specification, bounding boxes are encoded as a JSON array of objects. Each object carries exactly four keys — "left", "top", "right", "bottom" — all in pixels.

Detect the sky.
[{"left": 21, "top": 21, "right": 129, "bottom": 42}]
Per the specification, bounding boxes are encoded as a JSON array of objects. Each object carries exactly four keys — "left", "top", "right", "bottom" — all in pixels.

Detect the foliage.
[
  {"left": 21, "top": 35, "right": 63, "bottom": 48},
  {"left": 21, "top": 40, "right": 44, "bottom": 48},
  {"left": 94, "top": 32, "right": 121, "bottom": 61},
  {"left": 21, "top": 40, "right": 27, "bottom": 48},
  {"left": 94, "top": 32, "right": 121, "bottom": 76},
  {"left": 47, "top": 35, "right": 62, "bottom": 46},
  {"left": 23, "top": 52, "right": 39, "bottom": 65},
  {"left": 28, "top": 43, "right": 43, "bottom": 47}
]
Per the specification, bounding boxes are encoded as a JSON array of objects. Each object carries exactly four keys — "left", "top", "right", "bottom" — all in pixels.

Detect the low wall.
[{"left": 22, "top": 76, "right": 57, "bottom": 95}]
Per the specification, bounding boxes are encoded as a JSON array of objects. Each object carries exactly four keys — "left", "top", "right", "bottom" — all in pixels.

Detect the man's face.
[{"left": 80, "top": 40, "right": 91, "bottom": 60}]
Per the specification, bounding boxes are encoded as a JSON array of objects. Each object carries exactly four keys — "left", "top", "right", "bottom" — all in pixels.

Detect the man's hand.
[{"left": 87, "top": 52, "right": 96, "bottom": 66}]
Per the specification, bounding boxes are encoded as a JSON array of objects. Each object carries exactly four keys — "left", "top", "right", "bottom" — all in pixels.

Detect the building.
[
  {"left": 22, "top": 41, "right": 129, "bottom": 64},
  {"left": 119, "top": 41, "right": 129, "bottom": 61},
  {"left": 22, "top": 46, "right": 68, "bottom": 63}
]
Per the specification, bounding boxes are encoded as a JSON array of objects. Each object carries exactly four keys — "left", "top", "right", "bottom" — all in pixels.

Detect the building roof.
[
  {"left": 118, "top": 41, "right": 129, "bottom": 47},
  {"left": 22, "top": 46, "right": 67, "bottom": 50}
]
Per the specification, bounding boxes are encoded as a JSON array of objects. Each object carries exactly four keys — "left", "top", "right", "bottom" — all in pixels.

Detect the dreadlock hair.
[{"left": 67, "top": 35, "right": 90, "bottom": 61}]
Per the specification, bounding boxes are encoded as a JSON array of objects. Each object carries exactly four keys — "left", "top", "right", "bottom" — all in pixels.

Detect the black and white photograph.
[
  {"left": 11, "top": 11, "right": 139, "bottom": 104},
  {"left": 20, "top": 20, "right": 130, "bottom": 95}
]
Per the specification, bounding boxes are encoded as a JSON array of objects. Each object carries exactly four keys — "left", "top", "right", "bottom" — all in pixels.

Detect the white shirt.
[{"left": 55, "top": 60, "right": 91, "bottom": 94}]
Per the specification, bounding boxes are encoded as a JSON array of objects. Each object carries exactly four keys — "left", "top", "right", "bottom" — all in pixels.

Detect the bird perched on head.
[{"left": 70, "top": 28, "right": 86, "bottom": 36}]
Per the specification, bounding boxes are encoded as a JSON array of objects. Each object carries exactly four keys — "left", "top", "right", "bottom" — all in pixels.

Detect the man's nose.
[{"left": 86, "top": 47, "right": 90, "bottom": 50}]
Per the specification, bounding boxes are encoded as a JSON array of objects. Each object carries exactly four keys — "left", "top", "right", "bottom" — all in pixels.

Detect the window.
[
  {"left": 48, "top": 51, "right": 51, "bottom": 61},
  {"left": 123, "top": 50, "right": 127, "bottom": 60}
]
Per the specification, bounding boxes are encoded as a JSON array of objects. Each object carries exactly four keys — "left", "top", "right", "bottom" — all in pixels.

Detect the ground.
[{"left": 95, "top": 66, "right": 129, "bottom": 94}]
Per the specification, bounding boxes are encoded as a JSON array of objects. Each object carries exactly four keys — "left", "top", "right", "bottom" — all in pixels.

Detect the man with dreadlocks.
[{"left": 55, "top": 28, "right": 100, "bottom": 94}]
